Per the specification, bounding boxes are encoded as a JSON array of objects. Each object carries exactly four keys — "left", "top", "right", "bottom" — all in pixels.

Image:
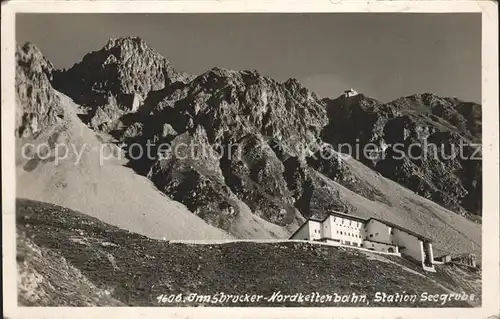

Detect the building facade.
[
  {"left": 290, "top": 211, "right": 436, "bottom": 271},
  {"left": 343, "top": 88, "right": 359, "bottom": 98}
]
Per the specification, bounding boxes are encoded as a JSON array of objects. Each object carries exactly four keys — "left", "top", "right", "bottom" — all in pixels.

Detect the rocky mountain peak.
[
  {"left": 206, "top": 66, "right": 238, "bottom": 77},
  {"left": 15, "top": 43, "right": 63, "bottom": 138},
  {"left": 51, "top": 37, "right": 193, "bottom": 130},
  {"left": 283, "top": 77, "right": 316, "bottom": 97},
  {"left": 388, "top": 93, "right": 481, "bottom": 141},
  {"left": 98, "top": 37, "right": 176, "bottom": 75},
  {"left": 53, "top": 36, "right": 189, "bottom": 96},
  {"left": 283, "top": 77, "right": 301, "bottom": 87},
  {"left": 322, "top": 90, "right": 482, "bottom": 216},
  {"left": 324, "top": 92, "right": 389, "bottom": 119},
  {"left": 389, "top": 93, "right": 461, "bottom": 110},
  {"left": 16, "top": 42, "right": 55, "bottom": 77},
  {"left": 104, "top": 36, "right": 149, "bottom": 50},
  {"left": 191, "top": 67, "right": 243, "bottom": 90}
]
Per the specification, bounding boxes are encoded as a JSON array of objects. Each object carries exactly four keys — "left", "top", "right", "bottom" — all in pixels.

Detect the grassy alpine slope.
[{"left": 17, "top": 199, "right": 481, "bottom": 307}]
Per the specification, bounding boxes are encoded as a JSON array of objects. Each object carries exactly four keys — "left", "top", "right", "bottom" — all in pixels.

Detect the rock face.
[
  {"left": 52, "top": 37, "right": 192, "bottom": 131},
  {"left": 147, "top": 126, "right": 241, "bottom": 230},
  {"left": 125, "top": 68, "right": 335, "bottom": 228},
  {"left": 322, "top": 93, "right": 482, "bottom": 215},
  {"left": 15, "top": 43, "right": 64, "bottom": 138}
]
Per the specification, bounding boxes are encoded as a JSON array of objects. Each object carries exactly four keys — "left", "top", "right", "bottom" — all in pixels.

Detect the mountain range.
[{"left": 15, "top": 37, "right": 482, "bottom": 258}]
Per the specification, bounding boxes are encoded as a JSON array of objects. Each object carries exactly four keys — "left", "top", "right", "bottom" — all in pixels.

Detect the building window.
[
  {"left": 370, "top": 234, "right": 373, "bottom": 237},
  {"left": 375, "top": 232, "right": 379, "bottom": 236}
]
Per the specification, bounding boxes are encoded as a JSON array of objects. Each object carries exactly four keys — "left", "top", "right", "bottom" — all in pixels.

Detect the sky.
[{"left": 16, "top": 13, "right": 481, "bottom": 103}]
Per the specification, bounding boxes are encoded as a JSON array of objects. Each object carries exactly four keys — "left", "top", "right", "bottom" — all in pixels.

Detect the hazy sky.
[{"left": 16, "top": 13, "right": 481, "bottom": 103}]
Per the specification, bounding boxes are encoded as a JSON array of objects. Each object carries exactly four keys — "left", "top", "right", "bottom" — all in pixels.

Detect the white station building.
[{"left": 290, "top": 211, "right": 436, "bottom": 271}]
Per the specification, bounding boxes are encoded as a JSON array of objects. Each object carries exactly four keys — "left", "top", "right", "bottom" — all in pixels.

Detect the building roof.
[
  {"left": 326, "top": 211, "right": 368, "bottom": 223},
  {"left": 367, "top": 217, "right": 433, "bottom": 242},
  {"left": 289, "top": 212, "right": 367, "bottom": 239}
]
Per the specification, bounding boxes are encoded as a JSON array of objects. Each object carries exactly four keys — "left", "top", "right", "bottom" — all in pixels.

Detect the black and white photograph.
[{"left": 2, "top": 1, "right": 499, "bottom": 318}]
